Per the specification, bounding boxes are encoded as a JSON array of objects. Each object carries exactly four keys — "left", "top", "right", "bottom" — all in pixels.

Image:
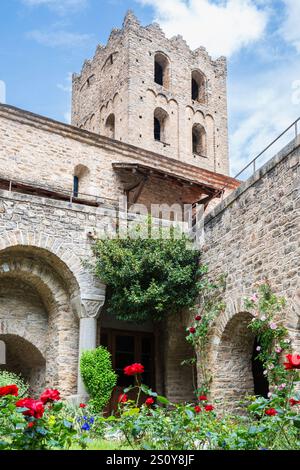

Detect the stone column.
[{"left": 70, "top": 294, "right": 105, "bottom": 403}]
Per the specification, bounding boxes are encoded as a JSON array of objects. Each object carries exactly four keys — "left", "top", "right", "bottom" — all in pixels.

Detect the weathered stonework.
[
  {"left": 0, "top": 11, "right": 298, "bottom": 409},
  {"left": 72, "top": 11, "right": 229, "bottom": 175},
  {"left": 202, "top": 138, "right": 300, "bottom": 407}
]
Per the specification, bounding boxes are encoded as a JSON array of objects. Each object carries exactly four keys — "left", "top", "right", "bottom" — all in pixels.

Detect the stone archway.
[
  {"left": 210, "top": 311, "right": 256, "bottom": 410},
  {"left": 0, "top": 245, "right": 80, "bottom": 396},
  {"left": 0, "top": 334, "right": 46, "bottom": 395}
]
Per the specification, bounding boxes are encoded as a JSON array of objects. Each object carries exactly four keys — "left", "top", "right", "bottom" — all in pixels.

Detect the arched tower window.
[
  {"left": 73, "top": 164, "right": 90, "bottom": 198},
  {"left": 154, "top": 53, "right": 170, "bottom": 89},
  {"left": 105, "top": 114, "right": 115, "bottom": 139},
  {"left": 192, "top": 123, "right": 206, "bottom": 156},
  {"left": 154, "top": 108, "right": 169, "bottom": 143},
  {"left": 191, "top": 70, "right": 206, "bottom": 103}
]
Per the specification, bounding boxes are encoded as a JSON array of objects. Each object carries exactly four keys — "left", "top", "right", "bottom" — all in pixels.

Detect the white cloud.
[
  {"left": 229, "top": 59, "right": 300, "bottom": 177},
  {"left": 27, "top": 29, "right": 92, "bottom": 47},
  {"left": 280, "top": 0, "right": 300, "bottom": 53},
  {"left": 22, "top": 0, "right": 88, "bottom": 15},
  {"left": 137, "top": 0, "right": 269, "bottom": 57},
  {"left": 57, "top": 72, "right": 73, "bottom": 92},
  {"left": 0, "top": 81, "right": 6, "bottom": 104}
]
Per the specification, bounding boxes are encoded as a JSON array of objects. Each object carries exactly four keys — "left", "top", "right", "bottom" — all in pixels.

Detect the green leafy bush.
[
  {"left": 80, "top": 347, "right": 117, "bottom": 412},
  {"left": 0, "top": 370, "right": 29, "bottom": 397},
  {"left": 93, "top": 229, "right": 203, "bottom": 323}
]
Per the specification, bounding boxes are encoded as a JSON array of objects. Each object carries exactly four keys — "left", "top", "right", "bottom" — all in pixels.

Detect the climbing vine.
[
  {"left": 245, "top": 281, "right": 293, "bottom": 389},
  {"left": 93, "top": 227, "right": 204, "bottom": 323},
  {"left": 184, "top": 273, "right": 226, "bottom": 395}
]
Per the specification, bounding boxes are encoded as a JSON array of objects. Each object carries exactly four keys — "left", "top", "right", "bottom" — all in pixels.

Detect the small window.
[
  {"left": 73, "top": 176, "right": 79, "bottom": 198},
  {"left": 154, "top": 108, "right": 169, "bottom": 143},
  {"left": 73, "top": 164, "right": 90, "bottom": 198},
  {"left": 191, "top": 70, "right": 206, "bottom": 103},
  {"left": 154, "top": 117, "right": 161, "bottom": 141},
  {"left": 105, "top": 114, "right": 115, "bottom": 139},
  {"left": 154, "top": 52, "right": 170, "bottom": 88},
  {"left": 192, "top": 124, "right": 206, "bottom": 156}
]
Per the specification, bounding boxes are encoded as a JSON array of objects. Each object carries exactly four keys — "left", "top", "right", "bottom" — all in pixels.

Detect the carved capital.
[{"left": 71, "top": 294, "right": 105, "bottom": 319}]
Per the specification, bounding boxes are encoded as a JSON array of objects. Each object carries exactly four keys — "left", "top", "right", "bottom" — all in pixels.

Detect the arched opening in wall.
[
  {"left": 192, "top": 123, "right": 206, "bottom": 156},
  {"left": 73, "top": 164, "right": 90, "bottom": 198},
  {"left": 154, "top": 108, "right": 169, "bottom": 143},
  {"left": 105, "top": 113, "right": 115, "bottom": 139},
  {"left": 252, "top": 338, "right": 269, "bottom": 398},
  {"left": 154, "top": 52, "right": 170, "bottom": 88},
  {"left": 0, "top": 245, "right": 81, "bottom": 397},
  {"left": 0, "top": 334, "right": 46, "bottom": 395},
  {"left": 212, "top": 312, "right": 257, "bottom": 411},
  {"left": 191, "top": 70, "right": 206, "bottom": 103}
]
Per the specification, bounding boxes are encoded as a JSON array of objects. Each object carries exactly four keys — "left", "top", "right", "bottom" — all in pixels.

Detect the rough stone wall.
[
  {"left": 72, "top": 12, "right": 229, "bottom": 175},
  {"left": 0, "top": 105, "right": 235, "bottom": 212},
  {"left": 202, "top": 139, "right": 300, "bottom": 406}
]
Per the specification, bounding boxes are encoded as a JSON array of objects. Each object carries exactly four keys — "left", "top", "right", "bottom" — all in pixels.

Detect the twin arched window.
[{"left": 153, "top": 53, "right": 206, "bottom": 104}]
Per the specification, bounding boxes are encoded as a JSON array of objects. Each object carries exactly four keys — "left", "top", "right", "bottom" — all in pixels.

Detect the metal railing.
[
  {"left": 0, "top": 176, "right": 118, "bottom": 208},
  {"left": 235, "top": 117, "right": 300, "bottom": 180}
]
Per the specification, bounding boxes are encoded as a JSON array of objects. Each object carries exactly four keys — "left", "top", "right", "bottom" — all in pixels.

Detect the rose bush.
[{"left": 0, "top": 386, "right": 87, "bottom": 450}]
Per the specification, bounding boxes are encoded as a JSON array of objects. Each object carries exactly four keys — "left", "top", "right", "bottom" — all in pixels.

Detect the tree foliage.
[{"left": 93, "top": 232, "right": 203, "bottom": 323}]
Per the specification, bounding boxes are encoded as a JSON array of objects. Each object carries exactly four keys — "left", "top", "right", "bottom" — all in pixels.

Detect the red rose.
[
  {"left": 16, "top": 397, "right": 34, "bottom": 408},
  {"left": 194, "top": 405, "right": 201, "bottom": 413},
  {"left": 145, "top": 397, "right": 155, "bottom": 406},
  {"left": 16, "top": 398, "right": 45, "bottom": 419},
  {"left": 189, "top": 327, "right": 196, "bottom": 334},
  {"left": 118, "top": 394, "right": 128, "bottom": 403},
  {"left": 204, "top": 405, "right": 214, "bottom": 412},
  {"left": 40, "top": 388, "right": 60, "bottom": 404},
  {"left": 284, "top": 354, "right": 300, "bottom": 370},
  {"left": 265, "top": 408, "right": 277, "bottom": 416},
  {"left": 289, "top": 398, "right": 300, "bottom": 406},
  {"left": 27, "top": 422, "right": 35, "bottom": 429},
  {"left": 0, "top": 384, "right": 19, "bottom": 397},
  {"left": 79, "top": 403, "right": 86, "bottom": 408},
  {"left": 195, "top": 316, "right": 202, "bottom": 321},
  {"left": 198, "top": 395, "right": 207, "bottom": 401},
  {"left": 124, "top": 363, "right": 144, "bottom": 376}
]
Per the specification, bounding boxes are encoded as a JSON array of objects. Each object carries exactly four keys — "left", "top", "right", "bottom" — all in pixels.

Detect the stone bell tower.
[{"left": 72, "top": 11, "right": 229, "bottom": 175}]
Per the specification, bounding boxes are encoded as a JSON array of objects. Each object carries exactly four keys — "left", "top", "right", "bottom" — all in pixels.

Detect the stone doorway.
[
  {"left": 101, "top": 329, "right": 155, "bottom": 413},
  {"left": 0, "top": 334, "right": 46, "bottom": 395}
]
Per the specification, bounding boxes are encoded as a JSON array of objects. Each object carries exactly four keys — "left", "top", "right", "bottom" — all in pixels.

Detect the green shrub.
[
  {"left": 0, "top": 370, "right": 29, "bottom": 397},
  {"left": 80, "top": 347, "right": 117, "bottom": 413}
]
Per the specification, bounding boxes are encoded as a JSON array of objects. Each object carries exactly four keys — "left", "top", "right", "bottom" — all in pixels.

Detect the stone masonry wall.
[
  {"left": 72, "top": 12, "right": 229, "bottom": 175},
  {"left": 202, "top": 139, "right": 300, "bottom": 406}
]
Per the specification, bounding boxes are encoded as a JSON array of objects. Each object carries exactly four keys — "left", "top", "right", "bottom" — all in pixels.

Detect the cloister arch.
[
  {"left": 0, "top": 245, "right": 81, "bottom": 396},
  {"left": 207, "top": 308, "right": 269, "bottom": 411},
  {"left": 0, "top": 334, "right": 46, "bottom": 395}
]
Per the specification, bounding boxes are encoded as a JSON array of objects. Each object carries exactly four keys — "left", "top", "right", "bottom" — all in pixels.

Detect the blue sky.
[{"left": 0, "top": 0, "right": 300, "bottom": 176}]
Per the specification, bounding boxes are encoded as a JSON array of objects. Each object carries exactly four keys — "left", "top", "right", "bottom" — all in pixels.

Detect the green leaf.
[{"left": 156, "top": 395, "right": 170, "bottom": 405}]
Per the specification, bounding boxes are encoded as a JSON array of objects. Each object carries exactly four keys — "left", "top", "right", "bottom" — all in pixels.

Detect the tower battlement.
[{"left": 72, "top": 11, "right": 229, "bottom": 174}]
